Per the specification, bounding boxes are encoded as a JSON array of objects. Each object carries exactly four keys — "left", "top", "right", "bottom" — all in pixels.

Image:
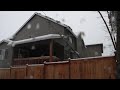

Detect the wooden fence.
[{"left": 0, "top": 56, "right": 116, "bottom": 79}]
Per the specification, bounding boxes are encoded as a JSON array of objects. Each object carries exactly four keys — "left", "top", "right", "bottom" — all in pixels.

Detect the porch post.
[{"left": 49, "top": 40, "right": 53, "bottom": 62}]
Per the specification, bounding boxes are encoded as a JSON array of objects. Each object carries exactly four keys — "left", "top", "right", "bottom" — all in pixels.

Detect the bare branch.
[{"left": 98, "top": 11, "right": 116, "bottom": 50}]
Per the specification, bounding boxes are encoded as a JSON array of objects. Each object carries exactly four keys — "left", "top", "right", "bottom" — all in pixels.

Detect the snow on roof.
[
  {"left": 11, "top": 12, "right": 77, "bottom": 39},
  {"left": 10, "top": 34, "right": 61, "bottom": 47},
  {"left": 0, "top": 39, "right": 12, "bottom": 45},
  {"left": 36, "top": 13, "right": 77, "bottom": 38}
]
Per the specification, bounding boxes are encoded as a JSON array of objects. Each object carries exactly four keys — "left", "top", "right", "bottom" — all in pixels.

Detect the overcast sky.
[{"left": 0, "top": 11, "right": 115, "bottom": 56}]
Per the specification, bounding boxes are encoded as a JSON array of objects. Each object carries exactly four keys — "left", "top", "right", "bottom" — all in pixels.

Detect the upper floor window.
[
  {"left": 27, "top": 23, "right": 31, "bottom": 29},
  {"left": 36, "top": 23, "right": 40, "bottom": 29},
  {"left": 0, "top": 49, "right": 5, "bottom": 60},
  {"left": 69, "top": 37, "right": 72, "bottom": 44},
  {"left": 5, "top": 49, "right": 8, "bottom": 59},
  {"left": 0, "top": 49, "right": 8, "bottom": 60},
  {"left": 0, "top": 50, "right": 3, "bottom": 60}
]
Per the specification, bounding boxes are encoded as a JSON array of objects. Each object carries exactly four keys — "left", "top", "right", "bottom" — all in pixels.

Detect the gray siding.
[
  {"left": 64, "top": 29, "right": 77, "bottom": 50},
  {"left": 54, "top": 38, "right": 77, "bottom": 59},
  {"left": 85, "top": 44, "right": 103, "bottom": 57},
  {"left": 77, "top": 35, "right": 86, "bottom": 58},
  {"left": 13, "top": 15, "right": 64, "bottom": 41},
  {"left": 0, "top": 42, "right": 13, "bottom": 68}
]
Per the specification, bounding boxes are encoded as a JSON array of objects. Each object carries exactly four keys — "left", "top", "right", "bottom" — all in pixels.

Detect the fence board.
[
  {"left": 54, "top": 62, "right": 69, "bottom": 79},
  {"left": 26, "top": 64, "right": 44, "bottom": 79},
  {"left": 11, "top": 67, "right": 26, "bottom": 79},
  {"left": 0, "top": 68, "right": 10, "bottom": 79},
  {"left": 70, "top": 60, "right": 81, "bottom": 79},
  {"left": 44, "top": 63, "right": 55, "bottom": 79}
]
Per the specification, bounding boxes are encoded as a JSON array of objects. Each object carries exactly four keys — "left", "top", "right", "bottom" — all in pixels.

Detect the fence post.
[
  {"left": 26, "top": 64, "right": 29, "bottom": 79},
  {"left": 43, "top": 61, "right": 46, "bottom": 79},
  {"left": 68, "top": 58, "right": 71, "bottom": 79},
  {"left": 10, "top": 66, "right": 12, "bottom": 79}
]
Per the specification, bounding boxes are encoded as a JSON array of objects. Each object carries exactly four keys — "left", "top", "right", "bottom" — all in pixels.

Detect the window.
[
  {"left": 27, "top": 23, "right": 31, "bottom": 29},
  {"left": 0, "top": 49, "right": 7, "bottom": 60},
  {"left": 0, "top": 49, "right": 4, "bottom": 60},
  {"left": 5, "top": 49, "right": 8, "bottom": 59},
  {"left": 0, "top": 50, "right": 1, "bottom": 55},
  {"left": 69, "top": 37, "right": 72, "bottom": 44},
  {"left": 36, "top": 23, "right": 40, "bottom": 29},
  {"left": 0, "top": 50, "right": 3, "bottom": 60}
]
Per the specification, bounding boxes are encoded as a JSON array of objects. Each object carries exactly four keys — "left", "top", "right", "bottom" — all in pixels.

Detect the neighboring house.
[
  {"left": 0, "top": 12, "right": 103, "bottom": 68},
  {"left": 85, "top": 44, "right": 103, "bottom": 57},
  {"left": 76, "top": 33, "right": 103, "bottom": 58},
  {"left": 0, "top": 40, "right": 13, "bottom": 67}
]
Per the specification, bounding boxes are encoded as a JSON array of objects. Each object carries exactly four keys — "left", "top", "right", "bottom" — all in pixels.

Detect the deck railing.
[{"left": 12, "top": 56, "right": 60, "bottom": 66}]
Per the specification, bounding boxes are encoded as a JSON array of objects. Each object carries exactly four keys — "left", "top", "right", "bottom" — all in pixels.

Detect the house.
[
  {"left": 76, "top": 33, "right": 103, "bottom": 58},
  {"left": 0, "top": 12, "right": 103, "bottom": 68},
  {"left": 85, "top": 44, "right": 103, "bottom": 57},
  {"left": 0, "top": 12, "right": 79, "bottom": 67}
]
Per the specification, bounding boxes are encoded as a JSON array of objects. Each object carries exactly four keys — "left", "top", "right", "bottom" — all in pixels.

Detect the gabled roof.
[{"left": 11, "top": 12, "right": 77, "bottom": 39}]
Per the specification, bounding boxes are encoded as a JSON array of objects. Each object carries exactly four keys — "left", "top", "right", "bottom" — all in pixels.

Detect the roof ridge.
[{"left": 8, "top": 12, "right": 77, "bottom": 40}]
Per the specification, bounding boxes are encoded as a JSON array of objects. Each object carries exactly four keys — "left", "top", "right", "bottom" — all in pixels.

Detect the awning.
[{"left": 8, "top": 34, "right": 62, "bottom": 47}]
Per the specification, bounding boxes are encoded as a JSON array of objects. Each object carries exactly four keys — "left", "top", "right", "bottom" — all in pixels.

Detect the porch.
[{"left": 10, "top": 34, "right": 64, "bottom": 66}]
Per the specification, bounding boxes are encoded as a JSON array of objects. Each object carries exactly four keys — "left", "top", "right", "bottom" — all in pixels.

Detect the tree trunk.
[{"left": 116, "top": 11, "right": 120, "bottom": 79}]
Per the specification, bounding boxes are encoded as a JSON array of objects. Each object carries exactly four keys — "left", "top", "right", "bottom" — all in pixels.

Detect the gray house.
[
  {"left": 0, "top": 12, "right": 80, "bottom": 67},
  {"left": 0, "top": 12, "right": 103, "bottom": 68}
]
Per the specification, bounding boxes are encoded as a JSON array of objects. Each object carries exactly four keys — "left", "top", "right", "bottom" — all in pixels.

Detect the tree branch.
[{"left": 98, "top": 11, "right": 116, "bottom": 50}]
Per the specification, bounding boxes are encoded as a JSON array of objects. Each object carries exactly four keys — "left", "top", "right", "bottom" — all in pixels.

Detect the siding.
[
  {"left": 85, "top": 44, "right": 103, "bottom": 57},
  {"left": 13, "top": 15, "right": 64, "bottom": 41}
]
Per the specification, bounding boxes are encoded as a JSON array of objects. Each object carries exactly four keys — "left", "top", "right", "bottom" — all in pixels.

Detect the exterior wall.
[
  {"left": 85, "top": 44, "right": 103, "bottom": 57},
  {"left": 0, "top": 42, "right": 13, "bottom": 68},
  {"left": 13, "top": 15, "right": 64, "bottom": 41},
  {"left": 64, "top": 29, "right": 77, "bottom": 51},
  {"left": 54, "top": 38, "right": 70, "bottom": 59},
  {"left": 54, "top": 38, "right": 77, "bottom": 59}
]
